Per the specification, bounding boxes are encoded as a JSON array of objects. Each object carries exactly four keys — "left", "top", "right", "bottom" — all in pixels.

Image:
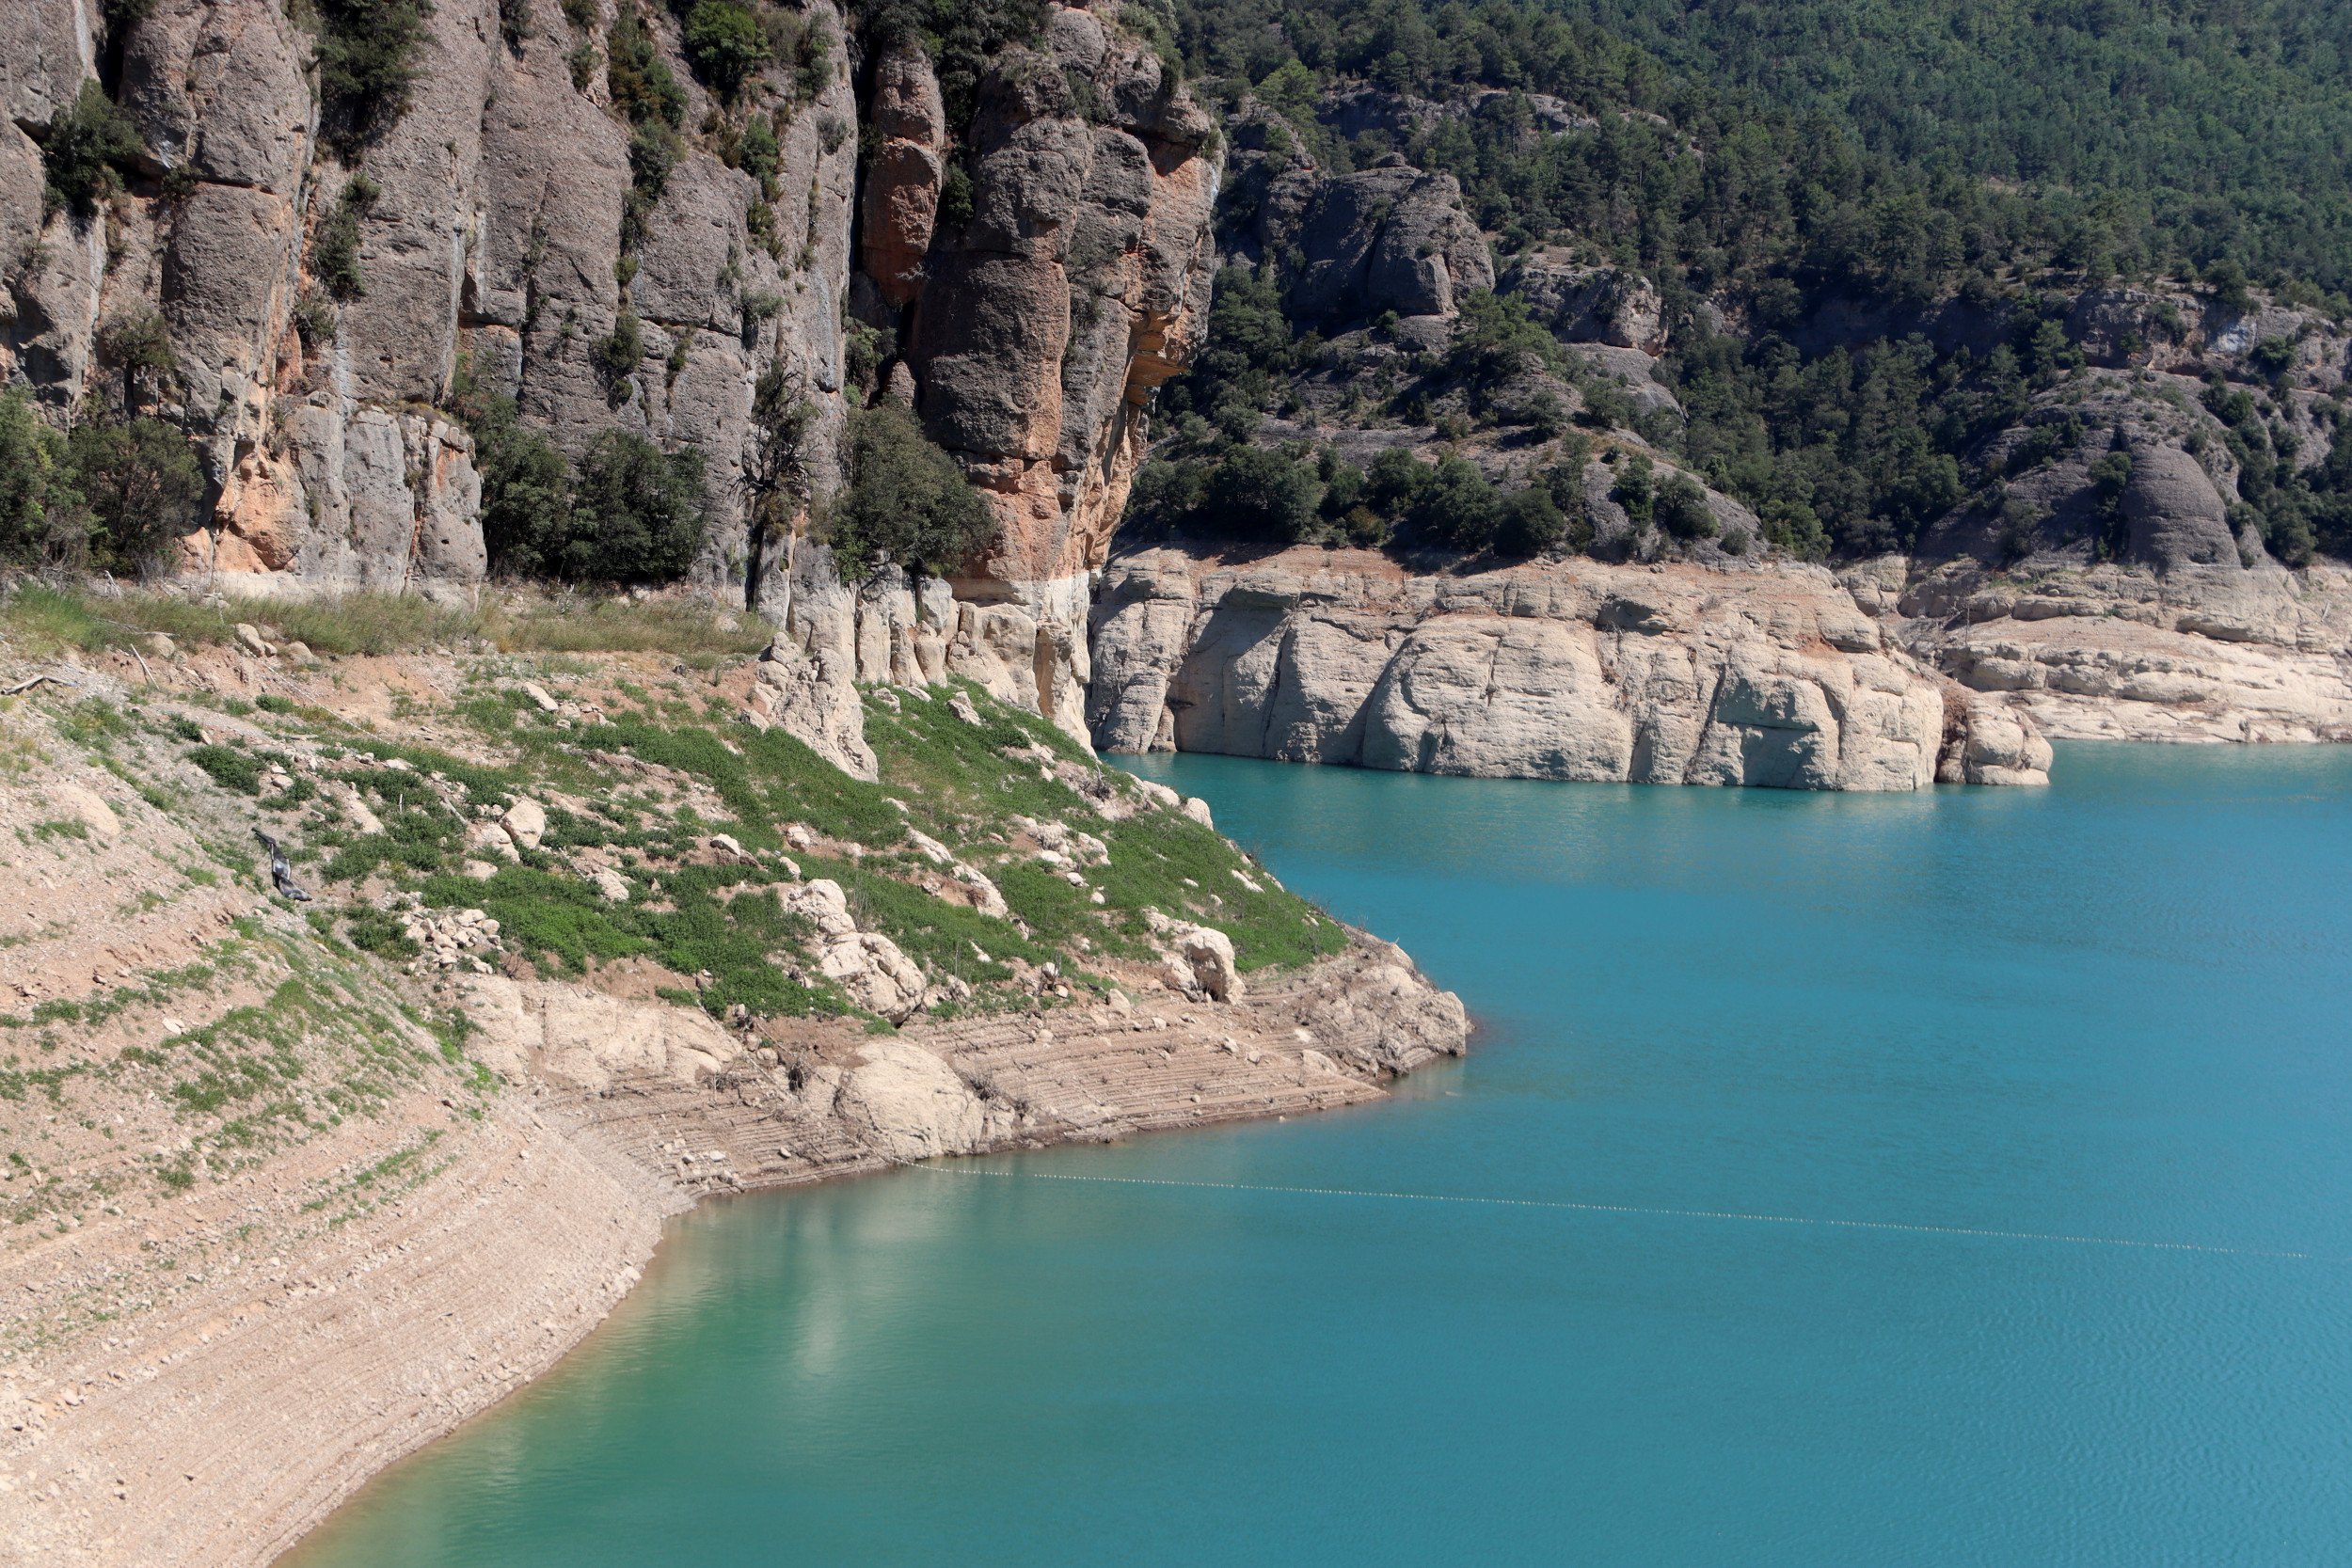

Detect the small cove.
[{"left": 290, "top": 742, "right": 2352, "bottom": 1566}]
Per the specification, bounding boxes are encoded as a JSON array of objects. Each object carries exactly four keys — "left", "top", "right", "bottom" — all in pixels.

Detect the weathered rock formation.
[
  {"left": 1849, "top": 555, "right": 2352, "bottom": 743},
  {"left": 900, "top": 8, "right": 1220, "bottom": 596},
  {"left": 3, "top": 0, "right": 1221, "bottom": 742},
  {"left": 1089, "top": 545, "right": 2049, "bottom": 788}
]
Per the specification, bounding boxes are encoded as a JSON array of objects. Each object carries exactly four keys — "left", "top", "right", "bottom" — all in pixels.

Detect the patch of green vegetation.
[
  {"left": 40, "top": 81, "right": 143, "bottom": 218},
  {"left": 344, "top": 907, "right": 421, "bottom": 959},
  {"left": 0, "top": 1058, "right": 87, "bottom": 1104},
  {"left": 322, "top": 800, "right": 465, "bottom": 883},
  {"left": 1100, "top": 808, "right": 1344, "bottom": 972},
  {"left": 828, "top": 402, "right": 1000, "bottom": 581},
  {"left": 315, "top": 0, "right": 434, "bottom": 156},
  {"left": 168, "top": 979, "right": 316, "bottom": 1114},
  {"left": 313, "top": 174, "right": 379, "bottom": 299},
  {"left": 816, "top": 854, "right": 1054, "bottom": 984},
  {"left": 185, "top": 743, "right": 262, "bottom": 795}
]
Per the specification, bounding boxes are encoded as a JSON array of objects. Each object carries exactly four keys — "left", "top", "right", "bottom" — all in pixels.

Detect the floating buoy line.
[{"left": 903, "top": 1162, "right": 2328, "bottom": 1262}]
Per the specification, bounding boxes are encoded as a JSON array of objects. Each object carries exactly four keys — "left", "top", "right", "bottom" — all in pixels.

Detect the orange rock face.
[
  {"left": 859, "top": 42, "right": 947, "bottom": 309},
  {"left": 905, "top": 5, "right": 1221, "bottom": 590}
]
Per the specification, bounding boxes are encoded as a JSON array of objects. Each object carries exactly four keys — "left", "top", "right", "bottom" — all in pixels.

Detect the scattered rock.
[
  {"left": 500, "top": 799, "right": 547, "bottom": 851},
  {"left": 1164, "top": 924, "right": 1241, "bottom": 1003},
  {"left": 519, "top": 682, "right": 559, "bottom": 713},
  {"left": 469, "top": 822, "right": 519, "bottom": 863}
]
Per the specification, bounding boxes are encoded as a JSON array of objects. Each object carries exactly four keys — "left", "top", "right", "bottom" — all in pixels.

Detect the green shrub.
[
  {"left": 1408, "top": 456, "right": 1501, "bottom": 549},
  {"left": 293, "top": 291, "right": 340, "bottom": 348},
  {"left": 1612, "top": 452, "right": 1656, "bottom": 529},
  {"left": 937, "top": 163, "right": 974, "bottom": 229},
  {"left": 1493, "top": 483, "right": 1566, "bottom": 557},
  {"left": 187, "top": 745, "right": 263, "bottom": 796},
  {"left": 1656, "top": 473, "right": 1718, "bottom": 541},
  {"left": 738, "top": 112, "right": 779, "bottom": 183},
  {"left": 41, "top": 83, "right": 143, "bottom": 218},
  {"left": 1202, "top": 444, "right": 1321, "bottom": 542},
  {"left": 0, "top": 390, "right": 80, "bottom": 567},
  {"left": 313, "top": 177, "right": 379, "bottom": 300},
  {"left": 593, "top": 309, "right": 644, "bottom": 387},
  {"left": 828, "top": 401, "right": 997, "bottom": 579},
  {"left": 345, "top": 908, "right": 421, "bottom": 959},
  {"left": 608, "top": 7, "right": 686, "bottom": 128},
  {"left": 64, "top": 417, "right": 208, "bottom": 574},
  {"left": 468, "top": 395, "right": 575, "bottom": 577},
  {"left": 316, "top": 0, "right": 435, "bottom": 157},
  {"left": 557, "top": 431, "right": 707, "bottom": 582},
  {"left": 98, "top": 311, "right": 179, "bottom": 407},
  {"left": 683, "top": 0, "right": 770, "bottom": 96}
]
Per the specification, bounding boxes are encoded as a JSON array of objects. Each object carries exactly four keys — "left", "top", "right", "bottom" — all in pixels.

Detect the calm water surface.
[{"left": 293, "top": 744, "right": 2352, "bottom": 1567}]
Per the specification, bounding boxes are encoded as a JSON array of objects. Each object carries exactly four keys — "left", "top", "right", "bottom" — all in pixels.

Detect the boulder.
[
  {"left": 1167, "top": 923, "right": 1241, "bottom": 1002},
  {"left": 818, "top": 931, "right": 930, "bottom": 1022},
  {"left": 501, "top": 798, "right": 548, "bottom": 851},
  {"left": 749, "top": 644, "right": 878, "bottom": 781},
  {"left": 834, "top": 1041, "right": 996, "bottom": 1162}
]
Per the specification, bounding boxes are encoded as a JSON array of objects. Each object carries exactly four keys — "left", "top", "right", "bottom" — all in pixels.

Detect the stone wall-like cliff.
[
  {"left": 1, "top": 0, "right": 1219, "bottom": 737},
  {"left": 1089, "top": 545, "right": 2051, "bottom": 789}
]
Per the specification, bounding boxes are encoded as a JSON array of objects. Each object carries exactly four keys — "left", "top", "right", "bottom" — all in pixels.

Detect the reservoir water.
[{"left": 291, "top": 743, "right": 2352, "bottom": 1567}]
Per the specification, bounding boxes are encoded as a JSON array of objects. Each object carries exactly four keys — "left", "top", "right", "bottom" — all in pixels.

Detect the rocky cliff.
[
  {"left": 1851, "top": 555, "right": 2352, "bottom": 743},
  {"left": 1089, "top": 545, "right": 2051, "bottom": 788},
  {"left": 1, "top": 0, "right": 1218, "bottom": 738}
]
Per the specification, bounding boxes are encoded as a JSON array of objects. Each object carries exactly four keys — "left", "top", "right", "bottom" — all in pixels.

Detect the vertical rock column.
[{"left": 886, "top": 2, "right": 1219, "bottom": 738}]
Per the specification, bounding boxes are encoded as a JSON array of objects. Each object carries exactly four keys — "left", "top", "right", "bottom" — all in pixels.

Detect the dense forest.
[{"left": 1140, "top": 0, "right": 2352, "bottom": 565}]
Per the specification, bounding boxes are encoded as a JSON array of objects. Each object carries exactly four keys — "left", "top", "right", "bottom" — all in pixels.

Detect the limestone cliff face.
[
  {"left": 1089, "top": 546, "right": 2050, "bottom": 789},
  {"left": 898, "top": 8, "right": 1218, "bottom": 594},
  {"left": 1, "top": 0, "right": 1218, "bottom": 735},
  {"left": 1848, "top": 555, "right": 2352, "bottom": 744}
]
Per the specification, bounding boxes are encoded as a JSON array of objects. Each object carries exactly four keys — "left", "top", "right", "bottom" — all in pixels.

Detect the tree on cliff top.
[{"left": 828, "top": 402, "right": 997, "bottom": 580}]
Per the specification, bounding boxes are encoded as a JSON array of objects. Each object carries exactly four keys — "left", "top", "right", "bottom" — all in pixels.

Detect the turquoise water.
[{"left": 292, "top": 744, "right": 2352, "bottom": 1567}]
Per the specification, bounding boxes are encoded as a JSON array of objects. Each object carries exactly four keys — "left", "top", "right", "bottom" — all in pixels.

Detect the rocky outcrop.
[
  {"left": 859, "top": 40, "right": 948, "bottom": 309},
  {"left": 1858, "top": 556, "right": 2352, "bottom": 743},
  {"left": 6, "top": 0, "right": 1218, "bottom": 702},
  {"left": 907, "top": 5, "right": 1221, "bottom": 596},
  {"left": 1274, "top": 160, "right": 1495, "bottom": 328},
  {"left": 1089, "top": 545, "right": 2049, "bottom": 788},
  {"left": 1500, "top": 251, "right": 1665, "bottom": 353}
]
